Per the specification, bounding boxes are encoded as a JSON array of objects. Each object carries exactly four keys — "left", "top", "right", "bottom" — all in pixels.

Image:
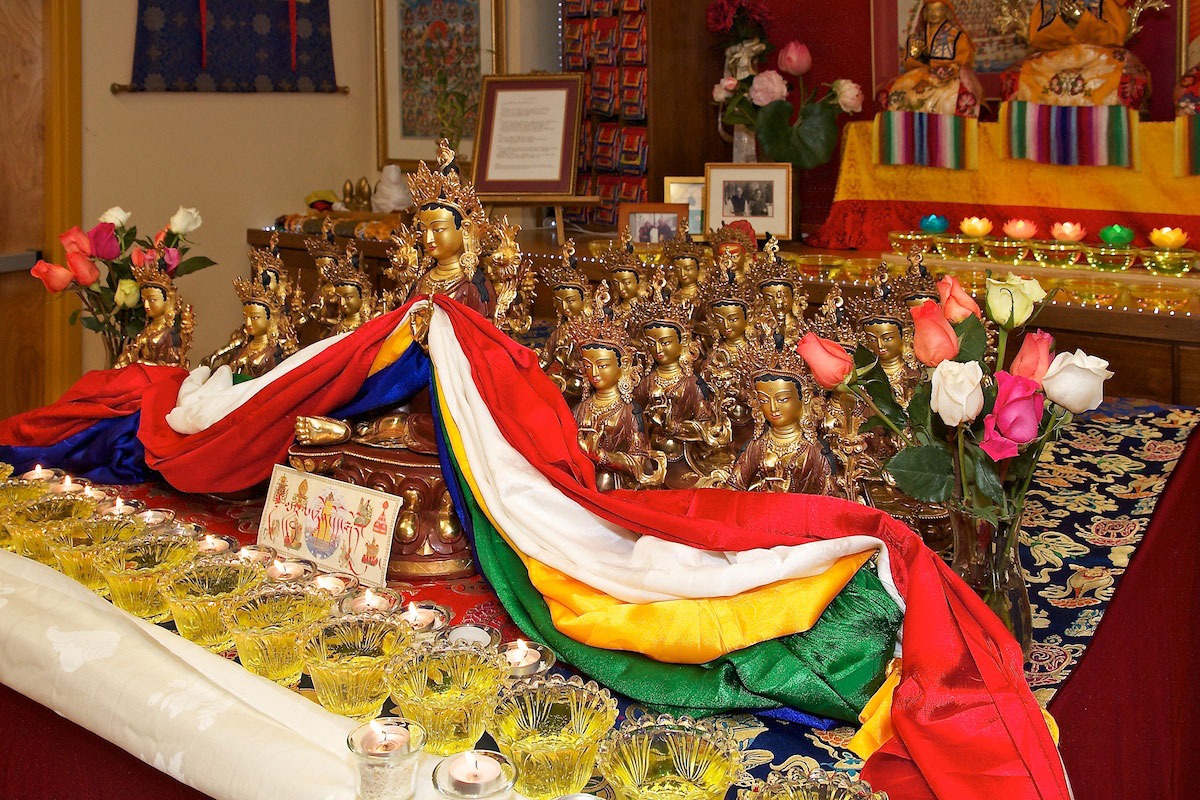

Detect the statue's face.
[
  {"left": 644, "top": 325, "right": 683, "bottom": 366},
  {"left": 336, "top": 283, "right": 362, "bottom": 315},
  {"left": 925, "top": 1, "right": 948, "bottom": 24},
  {"left": 416, "top": 206, "right": 464, "bottom": 264},
  {"left": 710, "top": 303, "right": 748, "bottom": 341},
  {"left": 142, "top": 286, "right": 168, "bottom": 319},
  {"left": 862, "top": 320, "right": 904, "bottom": 362},
  {"left": 613, "top": 270, "right": 640, "bottom": 301},
  {"left": 243, "top": 303, "right": 271, "bottom": 338},
  {"left": 762, "top": 282, "right": 794, "bottom": 315},
  {"left": 716, "top": 242, "right": 747, "bottom": 264},
  {"left": 553, "top": 287, "right": 586, "bottom": 320},
  {"left": 671, "top": 257, "right": 700, "bottom": 287},
  {"left": 581, "top": 346, "right": 622, "bottom": 392},
  {"left": 755, "top": 378, "right": 804, "bottom": 431}
]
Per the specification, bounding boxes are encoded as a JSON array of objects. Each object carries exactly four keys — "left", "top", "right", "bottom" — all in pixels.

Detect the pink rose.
[
  {"left": 796, "top": 332, "right": 854, "bottom": 389},
  {"left": 980, "top": 371, "right": 1045, "bottom": 461},
  {"left": 30, "top": 259, "right": 73, "bottom": 292},
  {"left": 910, "top": 300, "right": 959, "bottom": 366},
  {"left": 748, "top": 70, "right": 789, "bottom": 107},
  {"left": 831, "top": 79, "right": 864, "bottom": 114},
  {"left": 163, "top": 247, "right": 181, "bottom": 273},
  {"left": 936, "top": 275, "right": 982, "bottom": 323},
  {"left": 777, "top": 41, "right": 812, "bottom": 76},
  {"left": 58, "top": 225, "right": 91, "bottom": 256},
  {"left": 1009, "top": 329, "right": 1054, "bottom": 385},
  {"left": 87, "top": 222, "right": 120, "bottom": 261},
  {"left": 712, "top": 77, "right": 738, "bottom": 103},
  {"left": 66, "top": 251, "right": 100, "bottom": 286}
]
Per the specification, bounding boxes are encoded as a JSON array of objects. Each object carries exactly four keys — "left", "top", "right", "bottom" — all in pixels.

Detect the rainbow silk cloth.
[
  {"left": 1003, "top": 101, "right": 1137, "bottom": 168},
  {"left": 0, "top": 298, "right": 1073, "bottom": 800},
  {"left": 874, "top": 111, "right": 979, "bottom": 170}
]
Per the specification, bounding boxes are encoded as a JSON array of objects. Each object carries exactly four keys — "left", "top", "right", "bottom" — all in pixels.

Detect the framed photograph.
[
  {"left": 618, "top": 203, "right": 690, "bottom": 245},
  {"left": 375, "top": 0, "right": 507, "bottom": 170},
  {"left": 471, "top": 73, "right": 585, "bottom": 196},
  {"left": 663, "top": 176, "right": 706, "bottom": 238},
  {"left": 704, "top": 163, "right": 792, "bottom": 241}
]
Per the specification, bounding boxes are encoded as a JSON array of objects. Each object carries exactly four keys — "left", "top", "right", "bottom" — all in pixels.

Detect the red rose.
[
  {"left": 910, "top": 300, "right": 960, "bottom": 366},
  {"left": 58, "top": 225, "right": 91, "bottom": 256},
  {"left": 66, "top": 251, "right": 100, "bottom": 286},
  {"left": 31, "top": 259, "right": 73, "bottom": 292},
  {"left": 796, "top": 332, "right": 854, "bottom": 389},
  {"left": 706, "top": 0, "right": 736, "bottom": 33}
]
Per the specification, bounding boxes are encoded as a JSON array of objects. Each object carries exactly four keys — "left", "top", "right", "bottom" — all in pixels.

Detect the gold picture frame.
[
  {"left": 704, "top": 163, "right": 793, "bottom": 241},
  {"left": 375, "top": 0, "right": 507, "bottom": 170}
]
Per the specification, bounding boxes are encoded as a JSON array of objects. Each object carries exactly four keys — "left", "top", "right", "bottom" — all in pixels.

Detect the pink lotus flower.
[
  {"left": 796, "top": 332, "right": 854, "bottom": 389},
  {"left": 831, "top": 79, "right": 863, "bottom": 114},
  {"left": 777, "top": 41, "right": 812, "bottom": 76},
  {"left": 87, "top": 222, "right": 120, "bottom": 261},
  {"left": 911, "top": 300, "right": 960, "bottom": 366},
  {"left": 31, "top": 259, "right": 73, "bottom": 292},
  {"left": 936, "top": 275, "right": 982, "bottom": 323},
  {"left": 980, "top": 371, "right": 1045, "bottom": 461},
  {"left": 1009, "top": 329, "right": 1054, "bottom": 385},
  {"left": 748, "top": 70, "right": 789, "bottom": 107},
  {"left": 1002, "top": 219, "right": 1038, "bottom": 240},
  {"left": 58, "top": 226, "right": 91, "bottom": 256},
  {"left": 1051, "top": 222, "right": 1086, "bottom": 242}
]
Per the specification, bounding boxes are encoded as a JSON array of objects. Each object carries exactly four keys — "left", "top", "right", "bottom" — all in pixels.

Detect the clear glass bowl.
[
  {"left": 1084, "top": 245, "right": 1137, "bottom": 272},
  {"left": 1128, "top": 283, "right": 1194, "bottom": 313},
  {"left": 95, "top": 531, "right": 201, "bottom": 622},
  {"left": 223, "top": 582, "right": 335, "bottom": 687},
  {"left": 304, "top": 612, "right": 411, "bottom": 722},
  {"left": 47, "top": 515, "right": 147, "bottom": 594},
  {"left": 1029, "top": 240, "right": 1083, "bottom": 268},
  {"left": 887, "top": 230, "right": 932, "bottom": 257},
  {"left": 597, "top": 712, "right": 743, "bottom": 800},
  {"left": 932, "top": 235, "right": 979, "bottom": 262},
  {"left": 1141, "top": 248, "right": 1197, "bottom": 277},
  {"left": 979, "top": 237, "right": 1032, "bottom": 266},
  {"left": 158, "top": 553, "right": 268, "bottom": 652},
  {"left": 6, "top": 494, "right": 98, "bottom": 564}
]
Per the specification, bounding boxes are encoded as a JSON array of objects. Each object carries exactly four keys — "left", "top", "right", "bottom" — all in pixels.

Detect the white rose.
[
  {"left": 168, "top": 206, "right": 203, "bottom": 235},
  {"left": 930, "top": 360, "right": 984, "bottom": 427},
  {"left": 1041, "top": 349, "right": 1112, "bottom": 413},
  {"left": 98, "top": 206, "right": 131, "bottom": 228},
  {"left": 114, "top": 279, "right": 140, "bottom": 308},
  {"left": 985, "top": 274, "right": 1046, "bottom": 330}
]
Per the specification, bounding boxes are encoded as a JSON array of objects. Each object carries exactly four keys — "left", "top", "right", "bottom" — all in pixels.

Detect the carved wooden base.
[{"left": 288, "top": 441, "right": 475, "bottom": 581}]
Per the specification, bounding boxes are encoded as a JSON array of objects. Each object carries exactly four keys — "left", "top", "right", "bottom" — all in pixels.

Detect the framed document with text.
[{"left": 471, "top": 73, "right": 584, "bottom": 197}]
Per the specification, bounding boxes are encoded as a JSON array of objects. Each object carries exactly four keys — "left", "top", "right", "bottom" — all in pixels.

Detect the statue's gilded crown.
[
  {"left": 741, "top": 341, "right": 815, "bottom": 389},
  {"left": 567, "top": 313, "right": 635, "bottom": 359},
  {"left": 597, "top": 228, "right": 644, "bottom": 276},
  {"left": 304, "top": 233, "right": 341, "bottom": 261},
  {"left": 843, "top": 266, "right": 913, "bottom": 328},
  {"left": 319, "top": 242, "right": 371, "bottom": 291},
  {"left": 709, "top": 220, "right": 757, "bottom": 253},
  {"left": 132, "top": 249, "right": 174, "bottom": 292},
  {"left": 629, "top": 285, "right": 693, "bottom": 335},
  {"left": 891, "top": 251, "right": 939, "bottom": 305},
  {"left": 699, "top": 266, "right": 755, "bottom": 311},
  {"left": 233, "top": 275, "right": 281, "bottom": 316},
  {"left": 248, "top": 242, "right": 286, "bottom": 280},
  {"left": 746, "top": 236, "right": 798, "bottom": 289},
  {"left": 406, "top": 141, "right": 482, "bottom": 219},
  {"left": 542, "top": 239, "right": 590, "bottom": 294},
  {"left": 661, "top": 222, "right": 706, "bottom": 263}
]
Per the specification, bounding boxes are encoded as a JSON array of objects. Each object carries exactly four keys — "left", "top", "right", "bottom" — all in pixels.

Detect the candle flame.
[
  {"left": 465, "top": 751, "right": 479, "bottom": 770},
  {"left": 406, "top": 602, "right": 418, "bottom": 616},
  {"left": 63, "top": 476, "right": 73, "bottom": 488},
  {"left": 114, "top": 498, "right": 124, "bottom": 510},
  {"left": 34, "top": 464, "right": 43, "bottom": 474}
]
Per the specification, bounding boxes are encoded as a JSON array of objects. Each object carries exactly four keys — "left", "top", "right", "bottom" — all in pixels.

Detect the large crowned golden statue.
[{"left": 114, "top": 249, "right": 195, "bottom": 369}]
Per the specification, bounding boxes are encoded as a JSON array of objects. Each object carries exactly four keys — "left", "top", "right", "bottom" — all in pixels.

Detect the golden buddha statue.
[
  {"left": 320, "top": 243, "right": 375, "bottom": 336},
  {"left": 537, "top": 239, "right": 595, "bottom": 405},
  {"left": 480, "top": 215, "right": 536, "bottom": 336},
  {"left": 567, "top": 309, "right": 666, "bottom": 491},
  {"left": 708, "top": 220, "right": 757, "bottom": 284},
  {"left": 630, "top": 289, "right": 732, "bottom": 489},
  {"left": 698, "top": 255, "right": 759, "bottom": 452},
  {"left": 305, "top": 228, "right": 366, "bottom": 340},
  {"left": 204, "top": 275, "right": 299, "bottom": 379},
  {"left": 722, "top": 343, "right": 835, "bottom": 496},
  {"left": 599, "top": 229, "right": 650, "bottom": 322},
  {"left": 114, "top": 249, "right": 194, "bottom": 369},
  {"left": 748, "top": 236, "right": 808, "bottom": 351},
  {"left": 662, "top": 223, "right": 708, "bottom": 309},
  {"left": 845, "top": 274, "right": 924, "bottom": 408},
  {"left": 253, "top": 232, "right": 309, "bottom": 336},
  {"left": 882, "top": 0, "right": 983, "bottom": 117}
]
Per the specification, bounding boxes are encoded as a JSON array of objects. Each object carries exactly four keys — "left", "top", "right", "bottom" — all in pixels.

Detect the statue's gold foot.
[{"left": 294, "top": 415, "right": 352, "bottom": 446}]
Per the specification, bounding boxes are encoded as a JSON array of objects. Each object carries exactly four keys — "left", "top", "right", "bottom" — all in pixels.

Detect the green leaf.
[
  {"left": 885, "top": 445, "right": 955, "bottom": 503},
  {"left": 755, "top": 100, "right": 840, "bottom": 170},
  {"left": 952, "top": 314, "right": 987, "bottom": 364},
  {"left": 80, "top": 316, "right": 104, "bottom": 332},
  {"left": 68, "top": 309, "right": 80, "bottom": 325},
  {"left": 907, "top": 382, "right": 933, "bottom": 437},
  {"left": 173, "top": 255, "right": 216, "bottom": 277},
  {"left": 969, "top": 443, "right": 1006, "bottom": 506}
]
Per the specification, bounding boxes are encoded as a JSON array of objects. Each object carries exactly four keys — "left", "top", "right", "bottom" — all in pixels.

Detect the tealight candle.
[
  {"left": 81, "top": 485, "right": 117, "bottom": 503},
  {"left": 310, "top": 572, "right": 360, "bottom": 599},
  {"left": 20, "top": 465, "right": 64, "bottom": 482},
  {"left": 400, "top": 601, "right": 450, "bottom": 636},
  {"left": 266, "top": 558, "right": 316, "bottom": 582},
  {"left": 444, "top": 624, "right": 502, "bottom": 649},
  {"left": 1051, "top": 222, "right": 1087, "bottom": 242},
  {"left": 502, "top": 639, "right": 555, "bottom": 678},
  {"left": 339, "top": 587, "right": 405, "bottom": 615},
  {"left": 235, "top": 544, "right": 276, "bottom": 565},
  {"left": 48, "top": 475, "right": 87, "bottom": 495},
  {"left": 433, "top": 750, "right": 516, "bottom": 800},
  {"left": 919, "top": 214, "right": 949, "bottom": 234},
  {"left": 348, "top": 717, "right": 426, "bottom": 800},
  {"left": 197, "top": 534, "right": 239, "bottom": 554},
  {"left": 1099, "top": 224, "right": 1136, "bottom": 246},
  {"left": 99, "top": 497, "right": 143, "bottom": 516},
  {"left": 135, "top": 508, "right": 175, "bottom": 527},
  {"left": 959, "top": 216, "right": 993, "bottom": 238},
  {"left": 1149, "top": 227, "right": 1189, "bottom": 250}
]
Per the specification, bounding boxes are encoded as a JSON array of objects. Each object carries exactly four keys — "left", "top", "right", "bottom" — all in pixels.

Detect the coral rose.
[
  {"left": 936, "top": 275, "right": 982, "bottom": 323},
  {"left": 777, "top": 41, "right": 812, "bottom": 76},
  {"left": 31, "top": 259, "right": 73, "bottom": 292},
  {"left": 796, "top": 332, "right": 854, "bottom": 389},
  {"left": 58, "top": 226, "right": 91, "bottom": 256},
  {"left": 910, "top": 300, "right": 960, "bottom": 366},
  {"left": 66, "top": 251, "right": 100, "bottom": 286},
  {"left": 1009, "top": 329, "right": 1054, "bottom": 385}
]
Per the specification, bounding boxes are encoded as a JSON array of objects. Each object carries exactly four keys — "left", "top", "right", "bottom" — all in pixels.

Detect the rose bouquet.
[
  {"left": 708, "top": 1, "right": 863, "bottom": 169},
  {"left": 31, "top": 206, "right": 215, "bottom": 366},
  {"left": 798, "top": 273, "right": 1112, "bottom": 648}
]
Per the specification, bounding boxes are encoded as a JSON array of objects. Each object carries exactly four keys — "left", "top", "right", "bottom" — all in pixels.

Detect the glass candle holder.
[
  {"left": 135, "top": 508, "right": 176, "bottom": 528},
  {"left": 80, "top": 485, "right": 119, "bottom": 504},
  {"left": 829, "top": 258, "right": 882, "bottom": 284},
  {"left": 340, "top": 587, "right": 406, "bottom": 615},
  {"left": 6, "top": 494, "right": 98, "bottom": 565},
  {"left": 979, "top": 237, "right": 1032, "bottom": 266},
  {"left": 195, "top": 533, "right": 240, "bottom": 554},
  {"left": 932, "top": 234, "right": 979, "bottom": 262},
  {"left": 432, "top": 750, "right": 517, "bottom": 800},
  {"left": 158, "top": 554, "right": 268, "bottom": 652},
  {"left": 887, "top": 230, "right": 932, "bottom": 257},
  {"left": 388, "top": 640, "right": 508, "bottom": 755},
  {"left": 1129, "top": 283, "right": 1193, "bottom": 313},
  {"left": 488, "top": 674, "right": 618, "bottom": 800},
  {"left": 398, "top": 601, "right": 451, "bottom": 640},
  {"left": 0, "top": 481, "right": 50, "bottom": 550},
  {"left": 787, "top": 254, "right": 845, "bottom": 280},
  {"left": 265, "top": 557, "right": 317, "bottom": 582},
  {"left": 18, "top": 465, "right": 65, "bottom": 482},
  {"left": 235, "top": 543, "right": 277, "bottom": 565},
  {"left": 95, "top": 532, "right": 201, "bottom": 622},
  {"left": 47, "top": 475, "right": 90, "bottom": 495},
  {"left": 222, "top": 582, "right": 335, "bottom": 688},
  {"left": 1084, "top": 245, "right": 1137, "bottom": 272},
  {"left": 597, "top": 713, "right": 744, "bottom": 800},
  {"left": 166, "top": 521, "right": 206, "bottom": 538},
  {"left": 735, "top": 766, "right": 889, "bottom": 800},
  {"left": 47, "top": 515, "right": 147, "bottom": 595},
  {"left": 97, "top": 497, "right": 145, "bottom": 517},
  {"left": 303, "top": 612, "right": 411, "bottom": 721},
  {"left": 309, "top": 571, "right": 361, "bottom": 601},
  {"left": 443, "top": 624, "right": 502, "bottom": 649},
  {"left": 0, "top": 463, "right": 12, "bottom": 482},
  {"left": 1060, "top": 278, "right": 1125, "bottom": 306},
  {"left": 1029, "top": 240, "right": 1082, "bottom": 268},
  {"left": 502, "top": 640, "right": 555, "bottom": 680},
  {"left": 348, "top": 717, "right": 427, "bottom": 800},
  {"left": 1141, "top": 248, "right": 1197, "bottom": 277}
]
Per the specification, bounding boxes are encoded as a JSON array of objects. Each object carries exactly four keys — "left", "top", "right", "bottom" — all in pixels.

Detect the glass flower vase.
[
  {"left": 732, "top": 124, "right": 757, "bottom": 163},
  {"left": 949, "top": 509, "right": 1033, "bottom": 657}
]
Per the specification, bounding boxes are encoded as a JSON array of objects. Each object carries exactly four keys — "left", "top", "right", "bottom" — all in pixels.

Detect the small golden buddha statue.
[
  {"left": 723, "top": 344, "right": 835, "bottom": 496},
  {"left": 748, "top": 236, "right": 808, "bottom": 351},
  {"left": 480, "top": 215, "right": 536, "bottom": 336},
  {"left": 114, "top": 249, "right": 194, "bottom": 369},
  {"left": 845, "top": 276, "right": 924, "bottom": 408},
  {"left": 662, "top": 223, "right": 708, "bottom": 309},
  {"left": 598, "top": 228, "right": 649, "bottom": 322},
  {"left": 252, "top": 232, "right": 308, "bottom": 338},
  {"left": 319, "top": 242, "right": 375, "bottom": 336},
  {"left": 883, "top": 0, "right": 983, "bottom": 117},
  {"left": 305, "top": 228, "right": 364, "bottom": 340},
  {"left": 567, "top": 310, "right": 666, "bottom": 491},
  {"left": 630, "top": 290, "right": 732, "bottom": 489},
  {"left": 204, "top": 276, "right": 299, "bottom": 379},
  {"left": 698, "top": 259, "right": 759, "bottom": 452},
  {"left": 708, "top": 220, "right": 758, "bottom": 284},
  {"left": 537, "top": 239, "right": 595, "bottom": 404}
]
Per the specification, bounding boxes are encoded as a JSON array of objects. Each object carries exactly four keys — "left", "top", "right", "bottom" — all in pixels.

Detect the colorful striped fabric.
[
  {"left": 1004, "top": 101, "right": 1138, "bottom": 168},
  {"left": 874, "top": 111, "right": 979, "bottom": 170},
  {"left": 1175, "top": 115, "right": 1200, "bottom": 177}
]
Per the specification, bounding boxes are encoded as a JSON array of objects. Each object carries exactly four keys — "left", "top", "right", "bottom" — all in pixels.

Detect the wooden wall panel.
[{"left": 1044, "top": 329, "right": 1175, "bottom": 404}]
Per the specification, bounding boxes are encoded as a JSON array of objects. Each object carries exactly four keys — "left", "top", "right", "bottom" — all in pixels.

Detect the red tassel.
[
  {"left": 199, "top": 0, "right": 208, "bottom": 68},
  {"left": 289, "top": 0, "right": 297, "bottom": 71}
]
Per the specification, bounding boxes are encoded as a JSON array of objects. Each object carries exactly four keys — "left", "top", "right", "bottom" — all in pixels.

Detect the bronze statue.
[
  {"left": 204, "top": 275, "right": 298, "bottom": 379},
  {"left": 708, "top": 220, "right": 757, "bottom": 284},
  {"left": 114, "top": 248, "right": 194, "bottom": 369},
  {"left": 598, "top": 229, "right": 649, "bottom": 322},
  {"left": 747, "top": 236, "right": 808, "bottom": 351},
  {"left": 698, "top": 257, "right": 759, "bottom": 452},
  {"left": 537, "top": 239, "right": 595, "bottom": 405},
  {"left": 662, "top": 223, "right": 708, "bottom": 309}
]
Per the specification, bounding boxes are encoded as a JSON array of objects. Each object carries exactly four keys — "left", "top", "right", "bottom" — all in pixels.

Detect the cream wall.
[{"left": 80, "top": 0, "right": 559, "bottom": 371}]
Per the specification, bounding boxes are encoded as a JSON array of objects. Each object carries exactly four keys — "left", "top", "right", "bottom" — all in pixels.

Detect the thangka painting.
[
  {"left": 258, "top": 466, "right": 400, "bottom": 587},
  {"left": 400, "top": 0, "right": 483, "bottom": 140}
]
